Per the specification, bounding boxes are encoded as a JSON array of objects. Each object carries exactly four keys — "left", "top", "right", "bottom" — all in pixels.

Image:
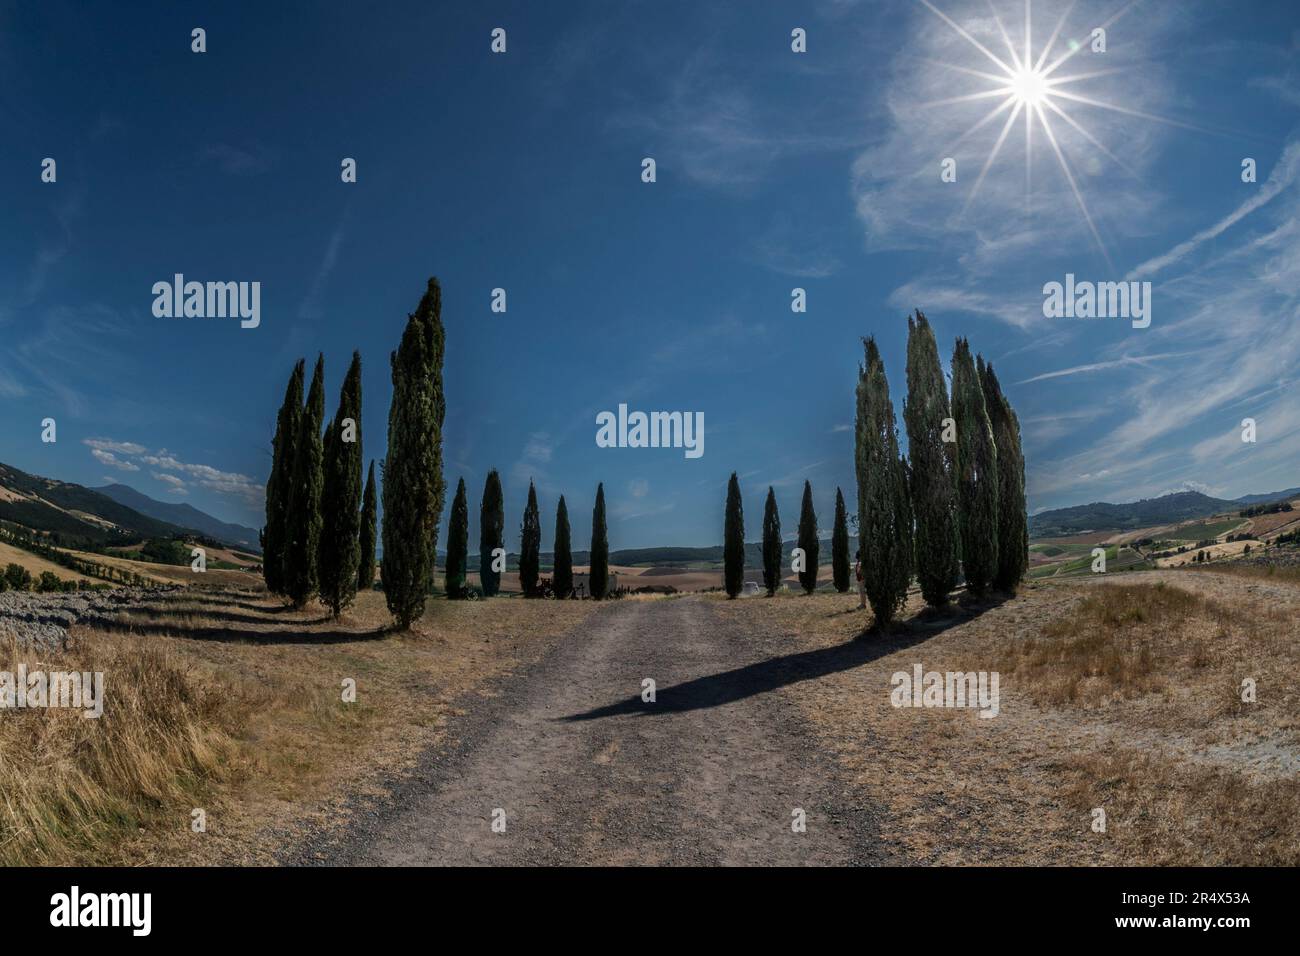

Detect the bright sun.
[{"left": 1008, "top": 66, "right": 1048, "bottom": 107}]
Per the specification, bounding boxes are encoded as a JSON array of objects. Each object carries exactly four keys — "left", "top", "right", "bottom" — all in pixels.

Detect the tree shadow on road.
[{"left": 560, "top": 598, "right": 1005, "bottom": 722}]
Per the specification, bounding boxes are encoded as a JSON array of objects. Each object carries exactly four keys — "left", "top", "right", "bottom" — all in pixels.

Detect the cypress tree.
[
  {"left": 444, "top": 476, "right": 469, "bottom": 598},
  {"left": 904, "top": 311, "right": 961, "bottom": 607},
  {"left": 553, "top": 495, "right": 573, "bottom": 599},
  {"left": 381, "top": 278, "right": 447, "bottom": 629},
  {"left": 357, "top": 460, "right": 377, "bottom": 592},
  {"left": 855, "top": 337, "right": 914, "bottom": 628},
  {"left": 724, "top": 472, "right": 744, "bottom": 598},
  {"left": 951, "top": 338, "right": 999, "bottom": 596},
  {"left": 519, "top": 480, "right": 542, "bottom": 597},
  {"left": 479, "top": 469, "right": 504, "bottom": 597},
  {"left": 761, "top": 486, "right": 781, "bottom": 596},
  {"left": 832, "top": 487, "right": 850, "bottom": 593},
  {"left": 590, "top": 483, "right": 609, "bottom": 599},
  {"left": 285, "top": 354, "right": 326, "bottom": 609},
  {"left": 318, "top": 351, "right": 364, "bottom": 617},
  {"left": 797, "top": 480, "right": 820, "bottom": 595},
  {"left": 263, "top": 360, "right": 304, "bottom": 596},
  {"left": 979, "top": 358, "right": 1027, "bottom": 593}
]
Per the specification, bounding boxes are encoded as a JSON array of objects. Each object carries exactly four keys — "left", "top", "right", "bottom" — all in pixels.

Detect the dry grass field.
[
  {"left": 0, "top": 587, "right": 601, "bottom": 865},
  {"left": 708, "top": 569, "right": 1300, "bottom": 865}
]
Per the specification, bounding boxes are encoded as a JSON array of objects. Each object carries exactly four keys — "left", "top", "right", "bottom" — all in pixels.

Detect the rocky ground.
[{"left": 0, "top": 586, "right": 181, "bottom": 649}]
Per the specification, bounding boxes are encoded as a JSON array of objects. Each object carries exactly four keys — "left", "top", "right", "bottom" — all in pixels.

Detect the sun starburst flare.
[{"left": 917, "top": 0, "right": 1174, "bottom": 266}]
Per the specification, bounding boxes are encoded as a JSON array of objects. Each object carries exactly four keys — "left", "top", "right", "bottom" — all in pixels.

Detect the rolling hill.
[
  {"left": 1030, "top": 487, "right": 1300, "bottom": 537},
  {"left": 96, "top": 483, "right": 261, "bottom": 551},
  {"left": 0, "top": 461, "right": 185, "bottom": 543}
]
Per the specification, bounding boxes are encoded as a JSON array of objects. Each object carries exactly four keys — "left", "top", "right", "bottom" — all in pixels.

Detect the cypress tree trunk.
[
  {"left": 357, "top": 459, "right": 377, "bottom": 591},
  {"left": 855, "top": 337, "right": 914, "bottom": 628},
  {"left": 381, "top": 278, "right": 446, "bottom": 629},
  {"left": 904, "top": 311, "right": 960, "bottom": 607},
  {"left": 761, "top": 486, "right": 781, "bottom": 596},
  {"left": 553, "top": 495, "right": 573, "bottom": 599},
  {"left": 590, "top": 483, "right": 609, "bottom": 599},
  {"left": 979, "top": 358, "right": 1028, "bottom": 593},
  {"left": 724, "top": 472, "right": 744, "bottom": 598},
  {"left": 797, "top": 479, "right": 820, "bottom": 595},
  {"left": 831, "top": 487, "right": 850, "bottom": 593},
  {"left": 479, "top": 470, "right": 504, "bottom": 597},
  {"left": 951, "top": 338, "right": 999, "bottom": 596},
  {"left": 263, "top": 360, "right": 304, "bottom": 597},
  {"left": 444, "top": 476, "right": 469, "bottom": 598},
  {"left": 285, "top": 354, "right": 326, "bottom": 609},
  {"left": 318, "top": 351, "right": 364, "bottom": 617},
  {"left": 519, "top": 480, "right": 542, "bottom": 597}
]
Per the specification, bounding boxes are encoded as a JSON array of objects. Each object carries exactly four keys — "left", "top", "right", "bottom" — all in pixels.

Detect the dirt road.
[{"left": 313, "top": 595, "right": 891, "bottom": 866}]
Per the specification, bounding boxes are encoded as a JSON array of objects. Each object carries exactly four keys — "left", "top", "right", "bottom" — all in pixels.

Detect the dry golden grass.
[
  {"left": 710, "top": 573, "right": 1300, "bottom": 865},
  {"left": 0, "top": 634, "right": 244, "bottom": 865},
  {"left": 0, "top": 587, "right": 602, "bottom": 865}
]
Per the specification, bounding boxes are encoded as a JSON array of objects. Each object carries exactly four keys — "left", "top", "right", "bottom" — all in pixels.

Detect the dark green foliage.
[
  {"left": 519, "top": 480, "right": 542, "bottom": 597},
  {"left": 444, "top": 476, "right": 469, "bottom": 598},
  {"left": 904, "top": 311, "right": 961, "bottom": 607},
  {"left": 4, "top": 563, "right": 31, "bottom": 591},
  {"left": 285, "top": 355, "right": 326, "bottom": 609},
  {"left": 357, "top": 460, "right": 377, "bottom": 591},
  {"left": 855, "top": 337, "right": 914, "bottom": 627},
  {"left": 479, "top": 469, "right": 504, "bottom": 597},
  {"left": 553, "top": 495, "right": 573, "bottom": 599},
  {"left": 761, "top": 487, "right": 781, "bottom": 596},
  {"left": 797, "top": 480, "right": 820, "bottom": 595},
  {"left": 979, "top": 358, "right": 1028, "bottom": 593},
  {"left": 590, "top": 484, "right": 609, "bottom": 599},
  {"left": 318, "top": 352, "right": 364, "bottom": 616},
  {"left": 951, "top": 339, "right": 999, "bottom": 596},
  {"left": 832, "top": 487, "right": 850, "bottom": 593},
  {"left": 263, "top": 360, "right": 304, "bottom": 595},
  {"left": 724, "top": 472, "right": 744, "bottom": 598},
  {"left": 381, "top": 278, "right": 447, "bottom": 628}
]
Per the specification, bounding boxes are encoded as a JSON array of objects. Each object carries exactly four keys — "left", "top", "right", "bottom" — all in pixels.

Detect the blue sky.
[{"left": 2, "top": 0, "right": 1298, "bottom": 549}]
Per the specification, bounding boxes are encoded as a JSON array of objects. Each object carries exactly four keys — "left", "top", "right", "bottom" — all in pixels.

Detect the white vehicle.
[{"left": 741, "top": 581, "right": 761, "bottom": 596}]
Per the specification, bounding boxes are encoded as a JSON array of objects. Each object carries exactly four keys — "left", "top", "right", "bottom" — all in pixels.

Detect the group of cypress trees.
[
  {"left": 854, "top": 311, "right": 1027, "bottom": 628},
  {"left": 441, "top": 477, "right": 611, "bottom": 599},
  {"left": 263, "top": 351, "right": 377, "bottom": 616},
  {"left": 262, "top": 278, "right": 441, "bottom": 628},
  {"left": 728, "top": 476, "right": 852, "bottom": 598}
]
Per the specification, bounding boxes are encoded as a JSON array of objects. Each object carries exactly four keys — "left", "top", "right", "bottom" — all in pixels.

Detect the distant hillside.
[
  {"left": 0, "top": 461, "right": 186, "bottom": 544},
  {"left": 96, "top": 483, "right": 260, "bottom": 551},
  {"left": 1030, "top": 487, "right": 1300, "bottom": 537}
]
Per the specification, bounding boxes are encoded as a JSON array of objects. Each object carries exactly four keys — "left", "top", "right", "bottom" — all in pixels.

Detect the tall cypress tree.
[
  {"left": 285, "top": 354, "right": 326, "bottom": 609},
  {"left": 951, "top": 338, "right": 999, "bottom": 596},
  {"left": 479, "top": 469, "right": 504, "bottom": 597},
  {"left": 724, "top": 472, "right": 744, "bottom": 598},
  {"left": 357, "top": 459, "right": 377, "bottom": 592},
  {"left": 263, "top": 360, "right": 304, "bottom": 597},
  {"left": 904, "top": 311, "right": 961, "bottom": 607},
  {"left": 381, "top": 278, "right": 446, "bottom": 629},
  {"left": 519, "top": 480, "right": 542, "bottom": 597},
  {"left": 590, "top": 483, "right": 609, "bottom": 599},
  {"left": 761, "top": 486, "right": 781, "bottom": 596},
  {"left": 855, "top": 337, "right": 914, "bottom": 628},
  {"left": 797, "top": 480, "right": 820, "bottom": 595},
  {"left": 318, "top": 351, "right": 364, "bottom": 617},
  {"left": 444, "top": 476, "right": 469, "bottom": 598},
  {"left": 979, "top": 358, "right": 1027, "bottom": 593},
  {"left": 553, "top": 495, "right": 573, "bottom": 599},
  {"left": 831, "top": 487, "right": 850, "bottom": 593}
]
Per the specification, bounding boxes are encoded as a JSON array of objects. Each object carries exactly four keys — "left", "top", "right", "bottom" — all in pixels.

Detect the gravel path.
[{"left": 310, "top": 595, "right": 891, "bottom": 866}]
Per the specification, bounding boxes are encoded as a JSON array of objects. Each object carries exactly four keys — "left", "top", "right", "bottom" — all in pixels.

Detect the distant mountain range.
[
  {"left": 1029, "top": 487, "right": 1300, "bottom": 538},
  {"left": 96, "top": 483, "right": 261, "bottom": 551},
  {"left": 0, "top": 460, "right": 259, "bottom": 551}
]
